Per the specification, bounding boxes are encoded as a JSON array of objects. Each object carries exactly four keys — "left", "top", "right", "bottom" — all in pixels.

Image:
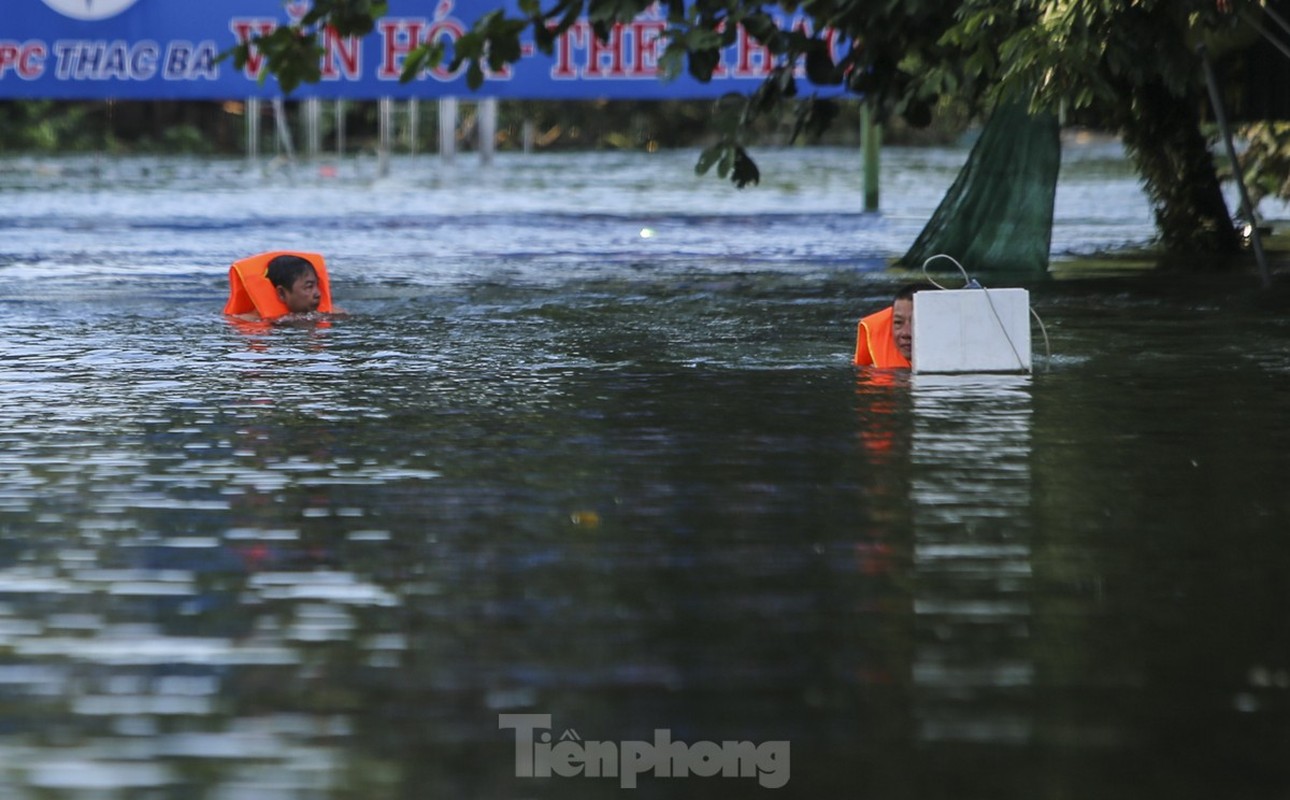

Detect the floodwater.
[{"left": 0, "top": 143, "right": 1288, "bottom": 799}]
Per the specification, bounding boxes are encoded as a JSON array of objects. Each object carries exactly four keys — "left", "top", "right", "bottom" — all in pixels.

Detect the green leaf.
[
  {"left": 688, "top": 48, "right": 721, "bottom": 81},
  {"left": 658, "top": 40, "right": 687, "bottom": 80},
  {"left": 711, "top": 93, "right": 748, "bottom": 134},
  {"left": 219, "top": 42, "right": 248, "bottom": 68},
  {"left": 684, "top": 27, "right": 725, "bottom": 51},
  {"left": 554, "top": 2, "right": 583, "bottom": 35},
  {"left": 742, "top": 12, "right": 777, "bottom": 42},
  {"left": 805, "top": 46, "right": 841, "bottom": 85},
  {"left": 533, "top": 23, "right": 555, "bottom": 54},
  {"left": 466, "top": 61, "right": 485, "bottom": 90},
  {"left": 696, "top": 143, "right": 725, "bottom": 175},
  {"left": 717, "top": 146, "right": 734, "bottom": 178},
  {"left": 731, "top": 146, "right": 760, "bottom": 188},
  {"left": 790, "top": 97, "right": 840, "bottom": 142},
  {"left": 400, "top": 44, "right": 444, "bottom": 83},
  {"left": 776, "top": 68, "right": 798, "bottom": 99}
]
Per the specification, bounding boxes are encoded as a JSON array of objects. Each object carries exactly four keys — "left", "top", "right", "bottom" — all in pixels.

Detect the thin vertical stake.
[
  {"left": 246, "top": 97, "right": 260, "bottom": 161},
  {"left": 335, "top": 99, "right": 345, "bottom": 159},
  {"left": 272, "top": 97, "right": 295, "bottom": 160},
  {"left": 378, "top": 97, "right": 392, "bottom": 177},
  {"left": 408, "top": 99, "right": 419, "bottom": 157},
  {"left": 862, "top": 103, "right": 881, "bottom": 212},
  {"left": 479, "top": 98, "right": 497, "bottom": 165},
  {"left": 1200, "top": 45, "right": 1271, "bottom": 288},
  {"left": 439, "top": 97, "right": 458, "bottom": 161},
  {"left": 304, "top": 97, "right": 320, "bottom": 158}
]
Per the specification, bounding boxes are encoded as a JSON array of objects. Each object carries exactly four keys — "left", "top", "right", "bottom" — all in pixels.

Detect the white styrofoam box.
[{"left": 912, "top": 288, "right": 1031, "bottom": 374}]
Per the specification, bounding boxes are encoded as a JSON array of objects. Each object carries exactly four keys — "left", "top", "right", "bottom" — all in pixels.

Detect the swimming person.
[
  {"left": 224, "top": 251, "right": 337, "bottom": 322},
  {"left": 853, "top": 284, "right": 919, "bottom": 369}
]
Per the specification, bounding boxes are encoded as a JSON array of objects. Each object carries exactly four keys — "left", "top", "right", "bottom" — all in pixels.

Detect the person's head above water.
[
  {"left": 266, "top": 254, "right": 322, "bottom": 314},
  {"left": 224, "top": 251, "right": 338, "bottom": 323},
  {"left": 852, "top": 282, "right": 925, "bottom": 369},
  {"left": 891, "top": 283, "right": 921, "bottom": 361}
]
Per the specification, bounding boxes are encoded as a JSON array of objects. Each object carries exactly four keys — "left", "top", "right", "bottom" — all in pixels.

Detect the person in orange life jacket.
[
  {"left": 853, "top": 284, "right": 921, "bottom": 369},
  {"left": 226, "top": 252, "right": 340, "bottom": 322}
]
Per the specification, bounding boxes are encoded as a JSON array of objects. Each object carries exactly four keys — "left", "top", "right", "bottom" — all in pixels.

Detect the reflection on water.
[
  {"left": 0, "top": 150, "right": 1288, "bottom": 798},
  {"left": 910, "top": 376, "right": 1034, "bottom": 746}
]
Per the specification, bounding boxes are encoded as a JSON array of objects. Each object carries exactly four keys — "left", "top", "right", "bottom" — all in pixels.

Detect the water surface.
[{"left": 0, "top": 144, "right": 1287, "bottom": 799}]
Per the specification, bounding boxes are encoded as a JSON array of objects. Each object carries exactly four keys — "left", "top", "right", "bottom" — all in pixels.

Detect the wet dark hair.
[
  {"left": 893, "top": 283, "right": 924, "bottom": 302},
  {"left": 266, "top": 254, "right": 317, "bottom": 290}
]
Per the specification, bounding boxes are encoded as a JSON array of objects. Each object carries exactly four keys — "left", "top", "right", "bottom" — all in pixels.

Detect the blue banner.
[{"left": 1, "top": 0, "right": 840, "bottom": 100}]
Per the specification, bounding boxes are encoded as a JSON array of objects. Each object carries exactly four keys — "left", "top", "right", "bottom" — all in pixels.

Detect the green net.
[{"left": 899, "top": 101, "right": 1061, "bottom": 274}]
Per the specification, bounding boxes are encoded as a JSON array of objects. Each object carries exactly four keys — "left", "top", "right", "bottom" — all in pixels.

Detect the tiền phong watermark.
[{"left": 499, "top": 713, "right": 789, "bottom": 789}]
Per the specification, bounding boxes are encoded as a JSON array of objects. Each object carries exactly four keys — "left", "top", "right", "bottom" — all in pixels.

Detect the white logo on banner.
[{"left": 41, "top": 0, "right": 142, "bottom": 21}]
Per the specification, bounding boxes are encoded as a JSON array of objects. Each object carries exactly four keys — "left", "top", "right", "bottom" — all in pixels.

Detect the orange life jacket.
[
  {"left": 853, "top": 306, "right": 911, "bottom": 369},
  {"left": 223, "top": 251, "right": 333, "bottom": 320}
]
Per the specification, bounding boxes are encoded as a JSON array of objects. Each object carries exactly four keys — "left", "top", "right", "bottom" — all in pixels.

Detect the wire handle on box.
[{"left": 920, "top": 254, "right": 1050, "bottom": 372}]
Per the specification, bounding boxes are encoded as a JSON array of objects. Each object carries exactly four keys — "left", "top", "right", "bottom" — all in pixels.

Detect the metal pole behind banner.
[
  {"left": 272, "top": 97, "right": 295, "bottom": 160},
  {"left": 304, "top": 97, "right": 320, "bottom": 159},
  {"left": 408, "top": 99, "right": 419, "bottom": 157},
  {"left": 522, "top": 120, "right": 535, "bottom": 155},
  {"left": 378, "top": 97, "right": 392, "bottom": 177},
  {"left": 478, "top": 98, "right": 497, "bottom": 165},
  {"left": 335, "top": 99, "right": 345, "bottom": 158},
  {"left": 439, "top": 97, "right": 458, "bottom": 161},
  {"left": 245, "top": 97, "right": 260, "bottom": 161}
]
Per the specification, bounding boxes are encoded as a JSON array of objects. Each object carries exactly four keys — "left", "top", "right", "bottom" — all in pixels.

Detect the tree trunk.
[{"left": 1116, "top": 79, "right": 1241, "bottom": 258}]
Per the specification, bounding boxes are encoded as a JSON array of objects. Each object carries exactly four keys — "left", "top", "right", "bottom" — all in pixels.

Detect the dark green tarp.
[{"left": 899, "top": 101, "right": 1061, "bottom": 274}]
